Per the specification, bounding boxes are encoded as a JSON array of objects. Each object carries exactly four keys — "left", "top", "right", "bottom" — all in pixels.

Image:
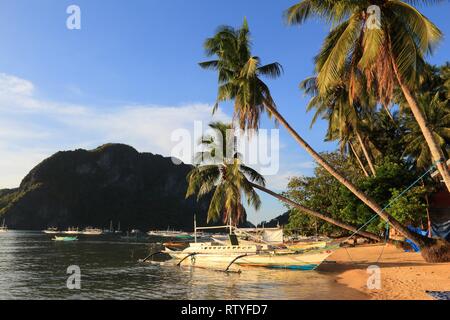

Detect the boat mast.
[{"left": 194, "top": 213, "right": 197, "bottom": 243}]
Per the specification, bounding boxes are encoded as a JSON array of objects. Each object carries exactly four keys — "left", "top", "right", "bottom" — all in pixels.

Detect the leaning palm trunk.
[
  {"left": 391, "top": 62, "right": 450, "bottom": 192},
  {"left": 250, "top": 182, "right": 393, "bottom": 244},
  {"left": 264, "top": 104, "right": 434, "bottom": 248},
  {"left": 349, "top": 141, "right": 370, "bottom": 177},
  {"left": 355, "top": 131, "right": 376, "bottom": 176}
]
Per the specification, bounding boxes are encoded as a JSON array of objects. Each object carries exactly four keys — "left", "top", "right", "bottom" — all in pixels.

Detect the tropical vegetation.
[
  {"left": 186, "top": 2, "right": 450, "bottom": 262},
  {"left": 186, "top": 122, "right": 265, "bottom": 225}
]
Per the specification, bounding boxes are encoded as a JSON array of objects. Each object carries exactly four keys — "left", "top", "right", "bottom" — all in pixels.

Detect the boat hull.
[{"left": 166, "top": 250, "right": 332, "bottom": 271}]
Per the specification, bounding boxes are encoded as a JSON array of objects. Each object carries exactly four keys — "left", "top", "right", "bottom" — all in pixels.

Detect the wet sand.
[{"left": 318, "top": 244, "right": 450, "bottom": 300}]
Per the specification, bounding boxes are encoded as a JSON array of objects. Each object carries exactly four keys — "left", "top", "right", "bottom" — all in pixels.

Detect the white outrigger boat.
[
  {"left": 161, "top": 224, "right": 334, "bottom": 271},
  {"left": 43, "top": 227, "right": 60, "bottom": 234},
  {"left": 82, "top": 227, "right": 103, "bottom": 235},
  {"left": 164, "top": 242, "right": 333, "bottom": 271},
  {"left": 63, "top": 227, "right": 83, "bottom": 235}
]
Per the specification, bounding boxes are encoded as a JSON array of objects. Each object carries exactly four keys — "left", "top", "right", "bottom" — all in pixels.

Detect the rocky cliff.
[{"left": 0, "top": 144, "right": 218, "bottom": 231}]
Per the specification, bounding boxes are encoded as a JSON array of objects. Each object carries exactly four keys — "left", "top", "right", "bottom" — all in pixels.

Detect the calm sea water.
[{"left": 0, "top": 231, "right": 363, "bottom": 300}]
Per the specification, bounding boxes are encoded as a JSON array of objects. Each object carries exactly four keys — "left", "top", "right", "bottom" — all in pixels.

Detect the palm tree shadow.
[{"left": 317, "top": 260, "right": 439, "bottom": 273}]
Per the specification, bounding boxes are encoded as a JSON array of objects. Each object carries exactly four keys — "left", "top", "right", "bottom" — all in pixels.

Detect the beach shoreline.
[{"left": 317, "top": 244, "right": 450, "bottom": 300}]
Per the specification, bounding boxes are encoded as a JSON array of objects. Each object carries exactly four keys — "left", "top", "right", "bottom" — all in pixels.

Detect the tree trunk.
[
  {"left": 391, "top": 59, "right": 450, "bottom": 192},
  {"left": 349, "top": 141, "right": 370, "bottom": 177},
  {"left": 250, "top": 182, "right": 390, "bottom": 243},
  {"left": 355, "top": 130, "right": 376, "bottom": 176},
  {"left": 265, "top": 105, "right": 433, "bottom": 248}
]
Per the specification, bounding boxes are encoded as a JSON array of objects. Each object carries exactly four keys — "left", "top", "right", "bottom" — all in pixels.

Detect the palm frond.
[
  {"left": 258, "top": 62, "right": 284, "bottom": 79},
  {"left": 316, "top": 14, "right": 363, "bottom": 93},
  {"left": 388, "top": 1, "right": 442, "bottom": 55}
]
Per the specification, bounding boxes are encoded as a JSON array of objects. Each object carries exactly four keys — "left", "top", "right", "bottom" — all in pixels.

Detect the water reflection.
[{"left": 0, "top": 231, "right": 363, "bottom": 300}]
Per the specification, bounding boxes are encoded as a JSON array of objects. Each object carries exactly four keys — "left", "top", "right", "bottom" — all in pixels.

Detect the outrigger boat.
[
  {"left": 82, "top": 227, "right": 103, "bottom": 235},
  {"left": 63, "top": 227, "right": 82, "bottom": 235},
  {"left": 43, "top": 227, "right": 60, "bottom": 234},
  {"left": 163, "top": 241, "right": 333, "bottom": 271},
  {"left": 161, "top": 224, "right": 334, "bottom": 271}
]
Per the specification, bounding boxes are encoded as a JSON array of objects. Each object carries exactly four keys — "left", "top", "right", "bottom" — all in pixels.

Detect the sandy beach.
[{"left": 318, "top": 244, "right": 450, "bottom": 300}]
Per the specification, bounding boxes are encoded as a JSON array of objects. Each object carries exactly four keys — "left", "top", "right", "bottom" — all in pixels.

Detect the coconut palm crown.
[
  {"left": 286, "top": 0, "right": 450, "bottom": 191},
  {"left": 186, "top": 122, "right": 265, "bottom": 225},
  {"left": 199, "top": 18, "right": 283, "bottom": 131}
]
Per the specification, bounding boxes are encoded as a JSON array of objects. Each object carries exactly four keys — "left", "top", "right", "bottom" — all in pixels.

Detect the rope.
[{"left": 342, "top": 160, "right": 442, "bottom": 263}]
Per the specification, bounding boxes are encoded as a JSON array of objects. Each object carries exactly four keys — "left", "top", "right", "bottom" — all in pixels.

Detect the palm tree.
[
  {"left": 403, "top": 93, "right": 450, "bottom": 169},
  {"left": 186, "top": 122, "right": 264, "bottom": 225},
  {"left": 200, "top": 19, "right": 436, "bottom": 251},
  {"left": 194, "top": 121, "right": 237, "bottom": 165},
  {"left": 186, "top": 160, "right": 263, "bottom": 225},
  {"left": 300, "top": 77, "right": 377, "bottom": 176},
  {"left": 188, "top": 122, "right": 386, "bottom": 242},
  {"left": 285, "top": 0, "right": 450, "bottom": 191},
  {"left": 360, "top": 109, "right": 405, "bottom": 161}
]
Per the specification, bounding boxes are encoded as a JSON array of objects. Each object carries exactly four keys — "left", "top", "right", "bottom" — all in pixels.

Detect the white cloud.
[
  {"left": 0, "top": 144, "right": 49, "bottom": 188},
  {"left": 0, "top": 72, "right": 313, "bottom": 191},
  {"left": 0, "top": 73, "right": 230, "bottom": 188},
  {"left": 0, "top": 73, "right": 35, "bottom": 96}
]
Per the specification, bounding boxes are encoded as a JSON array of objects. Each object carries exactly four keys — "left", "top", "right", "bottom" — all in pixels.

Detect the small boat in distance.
[
  {"left": 63, "top": 227, "right": 82, "bottom": 235},
  {"left": 82, "top": 227, "right": 103, "bottom": 235},
  {"left": 147, "top": 229, "right": 193, "bottom": 239},
  {"left": 115, "top": 221, "right": 122, "bottom": 234},
  {"left": 0, "top": 219, "right": 8, "bottom": 233},
  {"left": 43, "top": 227, "right": 60, "bottom": 234},
  {"left": 52, "top": 236, "right": 78, "bottom": 242},
  {"left": 103, "top": 221, "right": 114, "bottom": 234}
]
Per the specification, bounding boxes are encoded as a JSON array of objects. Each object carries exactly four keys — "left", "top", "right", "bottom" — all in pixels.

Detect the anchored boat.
[
  {"left": 147, "top": 229, "right": 192, "bottom": 239},
  {"left": 82, "top": 227, "right": 103, "bottom": 235},
  {"left": 164, "top": 241, "right": 333, "bottom": 271},
  {"left": 160, "top": 223, "right": 334, "bottom": 271},
  {"left": 52, "top": 236, "right": 78, "bottom": 242},
  {"left": 63, "top": 227, "right": 82, "bottom": 235},
  {"left": 43, "top": 227, "right": 60, "bottom": 234}
]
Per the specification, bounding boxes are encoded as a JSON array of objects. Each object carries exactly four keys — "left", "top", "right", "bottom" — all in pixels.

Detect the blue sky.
[{"left": 0, "top": 0, "right": 449, "bottom": 224}]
